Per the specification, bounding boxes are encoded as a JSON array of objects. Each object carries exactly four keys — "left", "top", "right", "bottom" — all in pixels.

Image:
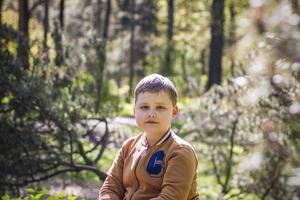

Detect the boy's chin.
[
  {"left": 143, "top": 128, "right": 168, "bottom": 136},
  {"left": 143, "top": 129, "right": 157, "bottom": 135}
]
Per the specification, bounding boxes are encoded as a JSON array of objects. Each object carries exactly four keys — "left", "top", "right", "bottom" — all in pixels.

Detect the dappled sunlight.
[{"left": 0, "top": 0, "right": 299, "bottom": 199}]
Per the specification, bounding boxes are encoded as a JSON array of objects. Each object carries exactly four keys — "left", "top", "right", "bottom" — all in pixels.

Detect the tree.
[
  {"left": 42, "top": 0, "right": 49, "bottom": 73},
  {"left": 53, "top": 0, "right": 64, "bottom": 66},
  {"left": 95, "top": 0, "right": 111, "bottom": 112},
  {"left": 186, "top": 1, "right": 300, "bottom": 199},
  {"left": 18, "top": 0, "right": 29, "bottom": 69},
  {"left": 125, "top": 0, "right": 157, "bottom": 99},
  {"left": 228, "top": 1, "right": 236, "bottom": 76},
  {"left": 206, "top": 0, "right": 225, "bottom": 90},
  {"left": 52, "top": 0, "right": 65, "bottom": 66},
  {"left": 59, "top": 0, "right": 64, "bottom": 28},
  {"left": 290, "top": 0, "right": 299, "bottom": 14},
  {"left": 161, "top": 0, "right": 174, "bottom": 76},
  {"left": 43, "top": 0, "right": 48, "bottom": 51},
  {"left": 0, "top": 0, "right": 3, "bottom": 25},
  {"left": 0, "top": 24, "right": 109, "bottom": 195},
  {"left": 128, "top": 0, "right": 136, "bottom": 100}
]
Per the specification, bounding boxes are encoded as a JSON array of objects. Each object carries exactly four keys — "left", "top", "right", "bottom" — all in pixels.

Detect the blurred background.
[{"left": 0, "top": 0, "right": 299, "bottom": 199}]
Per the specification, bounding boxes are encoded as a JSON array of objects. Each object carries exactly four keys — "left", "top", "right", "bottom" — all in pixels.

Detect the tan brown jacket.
[{"left": 99, "top": 130, "right": 199, "bottom": 200}]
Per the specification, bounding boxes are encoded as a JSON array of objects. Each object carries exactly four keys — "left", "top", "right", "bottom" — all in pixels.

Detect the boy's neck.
[
  {"left": 144, "top": 129, "right": 171, "bottom": 146},
  {"left": 145, "top": 135, "right": 157, "bottom": 146}
]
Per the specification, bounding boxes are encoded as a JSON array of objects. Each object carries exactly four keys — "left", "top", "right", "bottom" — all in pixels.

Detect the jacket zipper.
[{"left": 130, "top": 147, "right": 148, "bottom": 200}]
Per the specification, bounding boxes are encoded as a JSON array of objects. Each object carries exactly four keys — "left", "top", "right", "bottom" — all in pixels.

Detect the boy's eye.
[
  {"left": 157, "top": 106, "right": 166, "bottom": 110},
  {"left": 140, "top": 106, "right": 149, "bottom": 109}
]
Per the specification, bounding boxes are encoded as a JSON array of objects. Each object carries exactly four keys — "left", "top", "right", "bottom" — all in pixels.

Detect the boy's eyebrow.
[
  {"left": 155, "top": 102, "right": 167, "bottom": 105},
  {"left": 137, "top": 102, "right": 168, "bottom": 105},
  {"left": 137, "top": 102, "right": 148, "bottom": 105},
  {"left": 136, "top": 100, "right": 167, "bottom": 103}
]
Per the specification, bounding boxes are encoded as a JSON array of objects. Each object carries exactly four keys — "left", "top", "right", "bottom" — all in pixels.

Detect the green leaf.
[
  {"left": 68, "top": 195, "right": 77, "bottom": 200},
  {"left": 1, "top": 194, "right": 10, "bottom": 200}
]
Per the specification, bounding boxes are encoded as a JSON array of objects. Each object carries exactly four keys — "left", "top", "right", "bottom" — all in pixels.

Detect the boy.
[{"left": 99, "top": 74, "right": 199, "bottom": 200}]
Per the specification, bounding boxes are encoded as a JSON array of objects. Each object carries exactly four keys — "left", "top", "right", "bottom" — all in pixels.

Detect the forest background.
[{"left": 0, "top": 0, "right": 299, "bottom": 199}]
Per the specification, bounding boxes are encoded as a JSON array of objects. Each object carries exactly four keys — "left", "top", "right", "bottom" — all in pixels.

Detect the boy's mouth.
[{"left": 145, "top": 121, "right": 158, "bottom": 124}]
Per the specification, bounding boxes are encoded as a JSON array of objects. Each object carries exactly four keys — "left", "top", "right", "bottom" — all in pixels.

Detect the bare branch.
[
  {"left": 94, "top": 118, "right": 109, "bottom": 163},
  {"left": 223, "top": 119, "right": 238, "bottom": 194},
  {"left": 28, "top": 0, "right": 45, "bottom": 17},
  {"left": 212, "top": 149, "right": 225, "bottom": 188},
  {"left": 77, "top": 141, "right": 93, "bottom": 165},
  {"left": 260, "top": 161, "right": 282, "bottom": 200}
]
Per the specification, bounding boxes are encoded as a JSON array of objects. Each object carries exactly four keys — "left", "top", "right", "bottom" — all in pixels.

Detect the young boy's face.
[{"left": 134, "top": 91, "right": 179, "bottom": 138}]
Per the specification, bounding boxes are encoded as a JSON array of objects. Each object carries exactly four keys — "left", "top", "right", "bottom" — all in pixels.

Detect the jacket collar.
[{"left": 141, "top": 129, "right": 173, "bottom": 147}]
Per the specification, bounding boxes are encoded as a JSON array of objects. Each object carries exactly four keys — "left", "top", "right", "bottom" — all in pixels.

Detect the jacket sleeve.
[
  {"left": 150, "top": 146, "right": 198, "bottom": 200},
  {"left": 99, "top": 141, "right": 128, "bottom": 200}
]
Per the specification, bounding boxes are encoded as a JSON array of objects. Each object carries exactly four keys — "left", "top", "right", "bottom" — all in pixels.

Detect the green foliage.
[
  {"left": 0, "top": 24, "right": 109, "bottom": 196},
  {"left": 96, "top": 148, "right": 119, "bottom": 171},
  {"left": 1, "top": 0, "right": 299, "bottom": 199},
  {"left": 1, "top": 187, "right": 77, "bottom": 200},
  {"left": 181, "top": 1, "right": 300, "bottom": 199}
]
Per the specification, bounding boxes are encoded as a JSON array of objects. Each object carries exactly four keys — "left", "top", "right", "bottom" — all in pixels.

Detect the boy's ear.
[{"left": 172, "top": 105, "right": 179, "bottom": 118}]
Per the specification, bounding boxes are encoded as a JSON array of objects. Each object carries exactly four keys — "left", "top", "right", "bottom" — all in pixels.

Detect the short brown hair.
[{"left": 134, "top": 74, "right": 177, "bottom": 105}]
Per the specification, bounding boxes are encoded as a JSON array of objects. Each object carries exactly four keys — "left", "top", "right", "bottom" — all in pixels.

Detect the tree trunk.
[
  {"left": 228, "top": 1, "right": 236, "bottom": 76},
  {"left": 181, "top": 51, "right": 189, "bottom": 95},
  {"left": 18, "top": 0, "right": 29, "bottom": 69},
  {"left": 200, "top": 49, "right": 206, "bottom": 75},
  {"left": 138, "top": 0, "right": 157, "bottom": 80},
  {"left": 42, "top": 0, "right": 49, "bottom": 72},
  {"left": 206, "top": 0, "right": 225, "bottom": 90},
  {"left": 102, "top": 0, "right": 111, "bottom": 40},
  {"left": 59, "top": 0, "right": 64, "bottom": 29},
  {"left": 290, "top": 0, "right": 299, "bottom": 14},
  {"left": 128, "top": 0, "right": 136, "bottom": 101},
  {"left": 54, "top": 0, "right": 64, "bottom": 66},
  {"left": 162, "top": 0, "right": 174, "bottom": 76},
  {"left": 0, "top": 0, "right": 3, "bottom": 25},
  {"left": 93, "top": 0, "right": 103, "bottom": 112},
  {"left": 93, "top": 0, "right": 103, "bottom": 37},
  {"left": 95, "top": 0, "right": 111, "bottom": 112},
  {"left": 43, "top": 0, "right": 48, "bottom": 49}
]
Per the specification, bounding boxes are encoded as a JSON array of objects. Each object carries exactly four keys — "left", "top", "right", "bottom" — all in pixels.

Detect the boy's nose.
[{"left": 147, "top": 110, "right": 157, "bottom": 118}]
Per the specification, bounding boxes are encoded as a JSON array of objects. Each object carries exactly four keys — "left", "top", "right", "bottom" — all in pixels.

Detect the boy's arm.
[
  {"left": 99, "top": 144, "right": 126, "bottom": 200},
  {"left": 150, "top": 147, "right": 199, "bottom": 200}
]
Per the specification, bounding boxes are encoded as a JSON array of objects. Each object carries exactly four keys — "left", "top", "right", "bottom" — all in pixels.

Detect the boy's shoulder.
[
  {"left": 165, "top": 132, "right": 198, "bottom": 160},
  {"left": 121, "top": 133, "right": 143, "bottom": 149},
  {"left": 169, "top": 132, "right": 196, "bottom": 153}
]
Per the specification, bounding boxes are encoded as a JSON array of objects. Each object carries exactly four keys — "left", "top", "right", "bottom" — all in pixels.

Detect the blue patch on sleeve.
[{"left": 147, "top": 150, "right": 165, "bottom": 177}]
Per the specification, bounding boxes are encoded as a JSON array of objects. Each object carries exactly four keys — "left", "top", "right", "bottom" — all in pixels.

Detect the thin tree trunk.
[
  {"left": 206, "top": 0, "right": 225, "bottom": 90},
  {"left": 181, "top": 51, "right": 189, "bottom": 95},
  {"left": 59, "top": 0, "right": 64, "bottom": 62},
  {"left": 138, "top": 0, "right": 157, "bottom": 80},
  {"left": 200, "top": 49, "right": 206, "bottom": 75},
  {"left": 290, "top": 0, "right": 299, "bottom": 14},
  {"left": 59, "top": 0, "right": 64, "bottom": 29},
  {"left": 0, "top": 0, "right": 3, "bottom": 25},
  {"left": 229, "top": 1, "right": 236, "bottom": 76},
  {"left": 93, "top": 0, "right": 103, "bottom": 37},
  {"left": 43, "top": 0, "right": 49, "bottom": 72},
  {"left": 162, "top": 0, "right": 174, "bottom": 76},
  {"left": 95, "top": 0, "right": 111, "bottom": 112},
  {"left": 128, "top": 0, "right": 136, "bottom": 100},
  {"left": 94, "top": 0, "right": 103, "bottom": 112},
  {"left": 222, "top": 119, "right": 238, "bottom": 194},
  {"left": 43, "top": 0, "right": 48, "bottom": 49},
  {"left": 18, "top": 0, "right": 29, "bottom": 69},
  {"left": 55, "top": 0, "right": 64, "bottom": 66}
]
